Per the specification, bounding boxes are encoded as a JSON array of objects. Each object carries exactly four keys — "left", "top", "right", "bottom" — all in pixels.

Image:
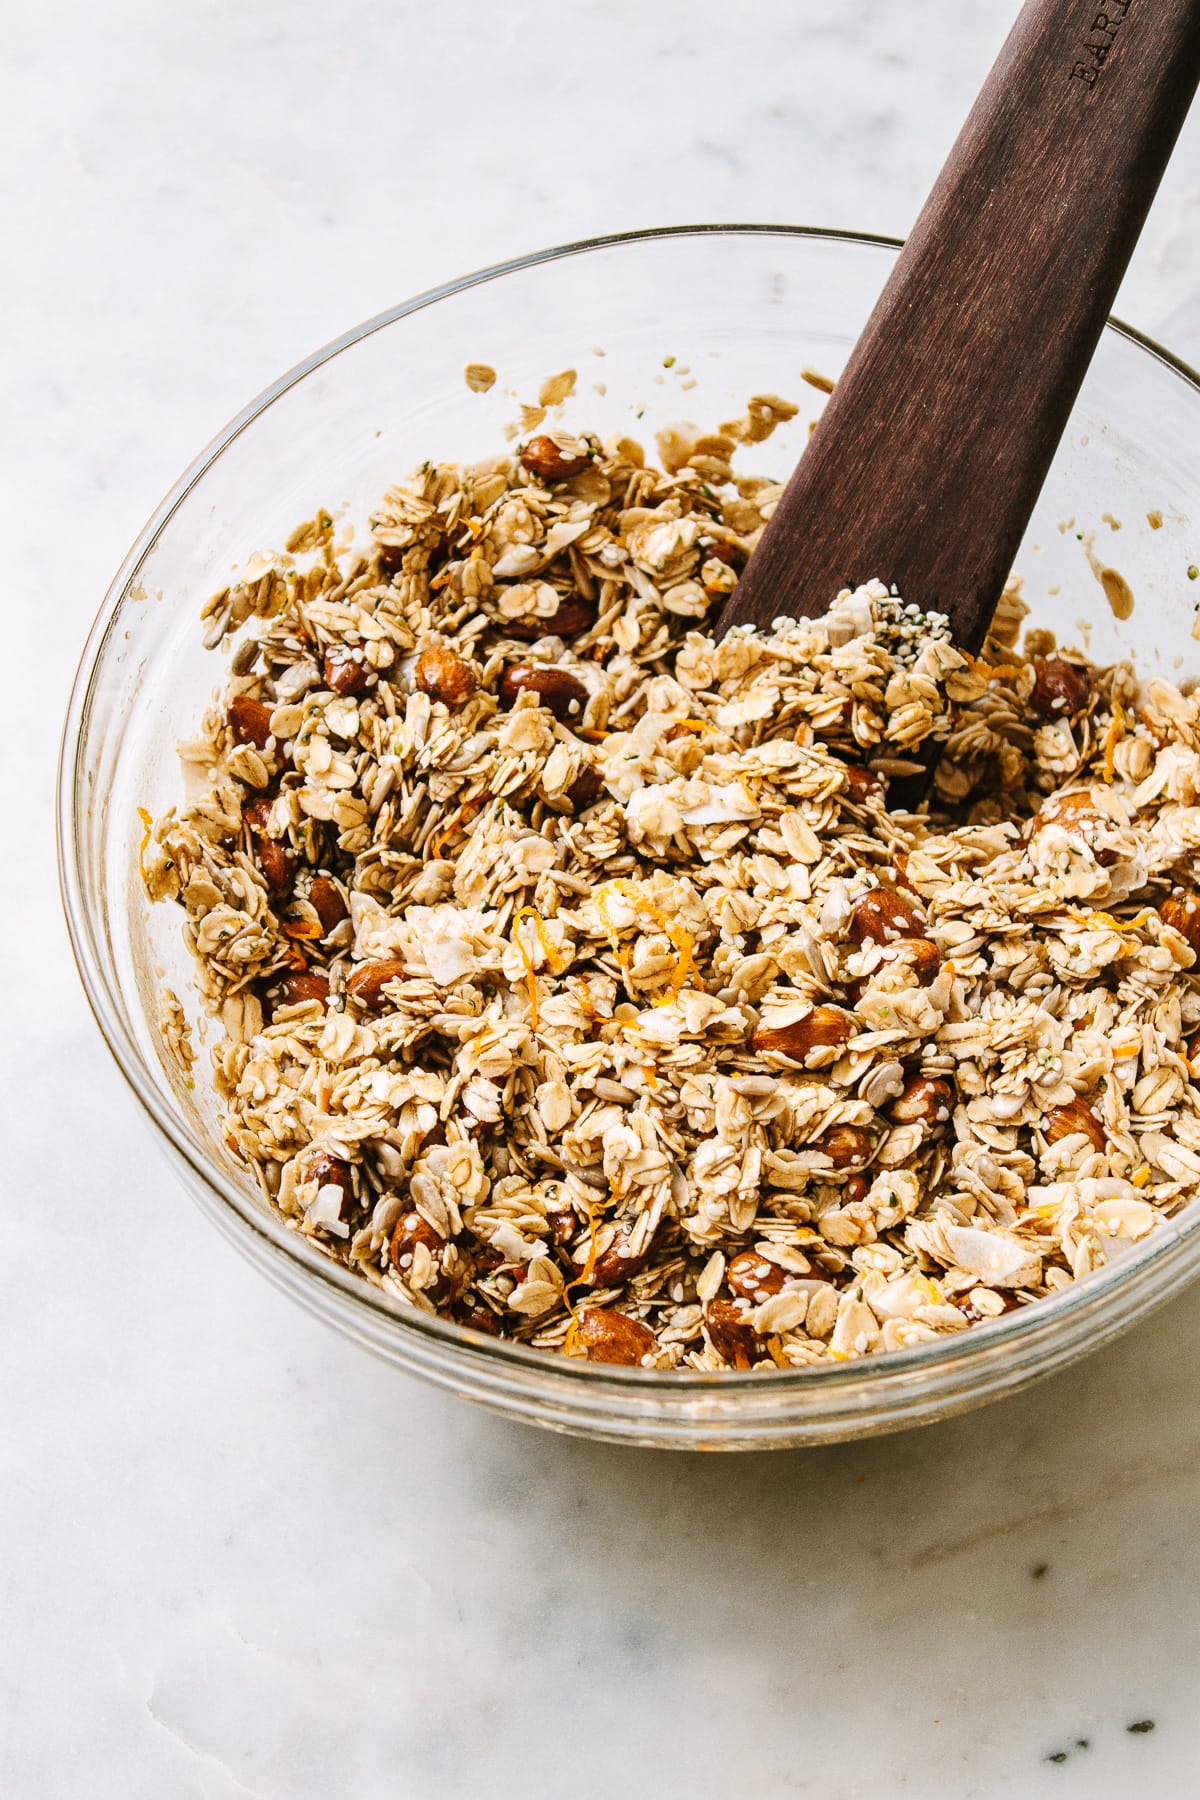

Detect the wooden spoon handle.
[{"left": 718, "top": 0, "right": 1200, "bottom": 652}]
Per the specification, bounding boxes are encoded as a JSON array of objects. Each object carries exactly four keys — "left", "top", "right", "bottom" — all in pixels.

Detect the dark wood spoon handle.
[{"left": 718, "top": 0, "right": 1200, "bottom": 653}]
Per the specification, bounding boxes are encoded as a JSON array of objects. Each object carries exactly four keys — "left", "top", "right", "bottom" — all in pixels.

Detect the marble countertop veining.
[{"left": 6, "top": 2, "right": 1200, "bottom": 1794}]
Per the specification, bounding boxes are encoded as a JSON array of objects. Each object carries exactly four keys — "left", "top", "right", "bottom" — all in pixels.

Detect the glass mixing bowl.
[{"left": 59, "top": 226, "right": 1200, "bottom": 1449}]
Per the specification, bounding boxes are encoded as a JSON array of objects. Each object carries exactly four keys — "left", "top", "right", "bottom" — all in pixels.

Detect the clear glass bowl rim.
[{"left": 56, "top": 220, "right": 1200, "bottom": 1398}]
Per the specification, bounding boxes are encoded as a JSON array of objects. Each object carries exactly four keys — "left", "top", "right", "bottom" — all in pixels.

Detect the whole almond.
[
  {"left": 589, "top": 1227, "right": 651, "bottom": 1289},
  {"left": 520, "top": 435, "right": 591, "bottom": 481},
  {"left": 390, "top": 1210, "right": 451, "bottom": 1302},
  {"left": 565, "top": 764, "right": 604, "bottom": 811},
  {"left": 228, "top": 695, "right": 275, "bottom": 749},
  {"left": 498, "top": 663, "right": 589, "bottom": 721},
  {"left": 241, "top": 794, "right": 294, "bottom": 895},
  {"left": 705, "top": 1298, "right": 764, "bottom": 1369},
  {"left": 456, "top": 1303, "right": 502, "bottom": 1337},
  {"left": 1030, "top": 790, "right": 1117, "bottom": 866},
  {"left": 277, "top": 969, "right": 331, "bottom": 1010},
  {"left": 390, "top": 1209, "right": 445, "bottom": 1261},
  {"left": 546, "top": 1209, "right": 577, "bottom": 1249},
  {"left": 891, "top": 1075, "right": 955, "bottom": 1125},
  {"left": 1044, "top": 1097, "right": 1106, "bottom": 1152},
  {"left": 849, "top": 888, "right": 926, "bottom": 946},
  {"left": 242, "top": 796, "right": 276, "bottom": 836},
  {"left": 891, "top": 936, "right": 941, "bottom": 985},
  {"left": 699, "top": 540, "right": 745, "bottom": 572},
  {"left": 323, "top": 647, "right": 371, "bottom": 697},
  {"left": 346, "top": 957, "right": 408, "bottom": 1009},
  {"left": 752, "top": 1005, "right": 855, "bottom": 1063},
  {"left": 892, "top": 852, "right": 919, "bottom": 895},
  {"left": 727, "top": 1251, "right": 786, "bottom": 1304},
  {"left": 1160, "top": 889, "right": 1200, "bottom": 952},
  {"left": 309, "top": 876, "right": 349, "bottom": 935},
  {"left": 815, "top": 1124, "right": 874, "bottom": 1168},
  {"left": 306, "top": 1150, "right": 355, "bottom": 1219},
  {"left": 256, "top": 835, "right": 296, "bottom": 897},
  {"left": 840, "top": 763, "right": 884, "bottom": 802},
  {"left": 847, "top": 936, "right": 941, "bottom": 1003},
  {"left": 1031, "top": 657, "right": 1089, "bottom": 719},
  {"left": 506, "top": 597, "right": 597, "bottom": 641},
  {"left": 576, "top": 1306, "right": 654, "bottom": 1365},
  {"left": 415, "top": 644, "right": 477, "bottom": 707}
]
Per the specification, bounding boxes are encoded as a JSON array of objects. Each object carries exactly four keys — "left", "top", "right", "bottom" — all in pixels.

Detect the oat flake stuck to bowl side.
[{"left": 141, "top": 414, "right": 1200, "bottom": 1372}]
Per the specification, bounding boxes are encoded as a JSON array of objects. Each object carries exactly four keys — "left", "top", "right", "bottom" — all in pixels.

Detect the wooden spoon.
[{"left": 717, "top": 0, "right": 1200, "bottom": 687}]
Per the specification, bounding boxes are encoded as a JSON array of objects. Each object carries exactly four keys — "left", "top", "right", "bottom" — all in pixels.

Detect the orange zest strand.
[
  {"left": 958, "top": 650, "right": 1026, "bottom": 683},
  {"left": 564, "top": 1197, "right": 602, "bottom": 1307},
  {"left": 1132, "top": 1166, "right": 1152, "bottom": 1188},
  {"left": 512, "top": 919, "right": 541, "bottom": 1030},
  {"left": 1102, "top": 699, "right": 1126, "bottom": 783},
  {"left": 430, "top": 806, "right": 467, "bottom": 862},
  {"left": 137, "top": 807, "right": 153, "bottom": 881},
  {"left": 283, "top": 918, "right": 322, "bottom": 941},
  {"left": 568, "top": 977, "right": 599, "bottom": 1021},
  {"left": 1066, "top": 906, "right": 1155, "bottom": 933},
  {"left": 511, "top": 906, "right": 566, "bottom": 1031},
  {"left": 562, "top": 1196, "right": 606, "bottom": 1353},
  {"left": 514, "top": 906, "right": 567, "bottom": 975},
  {"left": 594, "top": 878, "right": 699, "bottom": 1007},
  {"left": 430, "top": 793, "right": 488, "bottom": 861}
]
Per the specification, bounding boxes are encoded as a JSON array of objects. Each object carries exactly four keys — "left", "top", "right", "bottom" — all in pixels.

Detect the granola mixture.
[{"left": 142, "top": 420, "right": 1200, "bottom": 1371}]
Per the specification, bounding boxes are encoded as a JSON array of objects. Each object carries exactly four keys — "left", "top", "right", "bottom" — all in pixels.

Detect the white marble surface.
[{"left": 7, "top": 2, "right": 1200, "bottom": 1794}]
